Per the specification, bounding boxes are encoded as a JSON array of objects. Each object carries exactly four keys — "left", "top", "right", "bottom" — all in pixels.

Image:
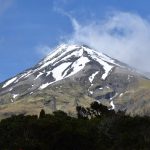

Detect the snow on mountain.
[
  {"left": 1, "top": 44, "right": 121, "bottom": 91},
  {"left": 2, "top": 77, "right": 17, "bottom": 88},
  {"left": 0, "top": 43, "right": 130, "bottom": 108},
  {"left": 0, "top": 43, "right": 150, "bottom": 117},
  {"left": 89, "top": 71, "right": 99, "bottom": 83}
]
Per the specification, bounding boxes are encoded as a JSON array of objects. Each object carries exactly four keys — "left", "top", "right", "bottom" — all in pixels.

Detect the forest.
[{"left": 0, "top": 102, "right": 150, "bottom": 150}]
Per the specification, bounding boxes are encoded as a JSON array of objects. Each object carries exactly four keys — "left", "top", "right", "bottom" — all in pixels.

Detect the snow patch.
[
  {"left": 110, "top": 93, "right": 118, "bottom": 100},
  {"left": 52, "top": 62, "right": 71, "bottom": 80},
  {"left": 89, "top": 71, "right": 99, "bottom": 83},
  {"left": 34, "top": 72, "right": 43, "bottom": 80},
  {"left": 106, "top": 86, "right": 110, "bottom": 89},
  {"left": 88, "top": 88, "right": 93, "bottom": 95},
  {"left": 46, "top": 71, "right": 51, "bottom": 76},
  {"left": 2, "top": 77, "right": 17, "bottom": 88},
  {"left": 39, "top": 61, "right": 52, "bottom": 70},
  {"left": 128, "top": 75, "right": 133, "bottom": 81},
  {"left": 12, "top": 94, "right": 19, "bottom": 99},
  {"left": 89, "top": 91, "right": 93, "bottom": 94},
  {"left": 69, "top": 56, "right": 90, "bottom": 76},
  {"left": 9, "top": 88, "right": 13, "bottom": 91},
  {"left": 24, "top": 70, "right": 32, "bottom": 78},
  {"left": 101, "top": 65, "right": 113, "bottom": 80},
  {"left": 39, "top": 83, "right": 50, "bottom": 90},
  {"left": 119, "top": 93, "right": 123, "bottom": 97},
  {"left": 110, "top": 101, "right": 115, "bottom": 109}
]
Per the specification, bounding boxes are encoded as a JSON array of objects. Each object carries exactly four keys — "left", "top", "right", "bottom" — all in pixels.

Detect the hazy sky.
[{"left": 0, "top": 0, "right": 150, "bottom": 81}]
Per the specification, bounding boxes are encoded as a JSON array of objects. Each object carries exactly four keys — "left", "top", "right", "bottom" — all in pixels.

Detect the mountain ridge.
[{"left": 0, "top": 43, "right": 150, "bottom": 118}]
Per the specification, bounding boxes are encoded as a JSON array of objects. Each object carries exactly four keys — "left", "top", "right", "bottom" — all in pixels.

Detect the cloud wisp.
[
  {"left": 36, "top": 45, "right": 52, "bottom": 56},
  {"left": 37, "top": 8, "right": 150, "bottom": 73},
  {"left": 67, "top": 11, "right": 150, "bottom": 72}
]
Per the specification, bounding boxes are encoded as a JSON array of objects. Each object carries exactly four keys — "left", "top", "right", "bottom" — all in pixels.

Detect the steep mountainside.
[{"left": 0, "top": 44, "right": 150, "bottom": 118}]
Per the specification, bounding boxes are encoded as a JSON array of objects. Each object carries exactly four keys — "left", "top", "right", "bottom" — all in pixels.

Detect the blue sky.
[{"left": 1, "top": 0, "right": 150, "bottom": 82}]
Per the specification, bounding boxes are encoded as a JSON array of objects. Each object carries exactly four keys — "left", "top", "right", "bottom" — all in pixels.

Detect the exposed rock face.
[{"left": 0, "top": 44, "right": 150, "bottom": 118}]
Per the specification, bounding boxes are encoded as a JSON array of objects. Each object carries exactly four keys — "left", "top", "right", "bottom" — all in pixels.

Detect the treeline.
[{"left": 0, "top": 102, "right": 150, "bottom": 150}]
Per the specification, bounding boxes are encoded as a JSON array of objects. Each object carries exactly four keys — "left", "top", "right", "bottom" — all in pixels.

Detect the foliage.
[
  {"left": 39, "top": 109, "right": 46, "bottom": 119},
  {"left": 0, "top": 102, "right": 150, "bottom": 150}
]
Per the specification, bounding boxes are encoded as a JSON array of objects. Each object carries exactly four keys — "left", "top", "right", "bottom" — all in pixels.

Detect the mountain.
[
  {"left": 0, "top": 44, "right": 150, "bottom": 119},
  {"left": 143, "top": 72, "right": 150, "bottom": 79}
]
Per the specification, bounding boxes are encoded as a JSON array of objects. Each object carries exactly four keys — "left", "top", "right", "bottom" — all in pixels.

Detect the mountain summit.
[
  {"left": 0, "top": 44, "right": 150, "bottom": 118},
  {"left": 0, "top": 44, "right": 122, "bottom": 95}
]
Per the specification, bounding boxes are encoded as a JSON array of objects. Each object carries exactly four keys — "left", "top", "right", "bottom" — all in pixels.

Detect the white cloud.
[
  {"left": 37, "top": 9, "right": 150, "bottom": 73},
  {"left": 36, "top": 45, "right": 52, "bottom": 56},
  {"left": 0, "top": 0, "right": 13, "bottom": 15},
  {"left": 67, "top": 11, "right": 150, "bottom": 72}
]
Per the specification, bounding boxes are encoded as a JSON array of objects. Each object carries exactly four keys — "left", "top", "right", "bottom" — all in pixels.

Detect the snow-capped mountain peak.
[
  {"left": 0, "top": 44, "right": 122, "bottom": 99},
  {"left": 36, "top": 44, "right": 121, "bottom": 83},
  {"left": 39, "top": 44, "right": 119, "bottom": 67},
  {"left": 0, "top": 43, "right": 149, "bottom": 117}
]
